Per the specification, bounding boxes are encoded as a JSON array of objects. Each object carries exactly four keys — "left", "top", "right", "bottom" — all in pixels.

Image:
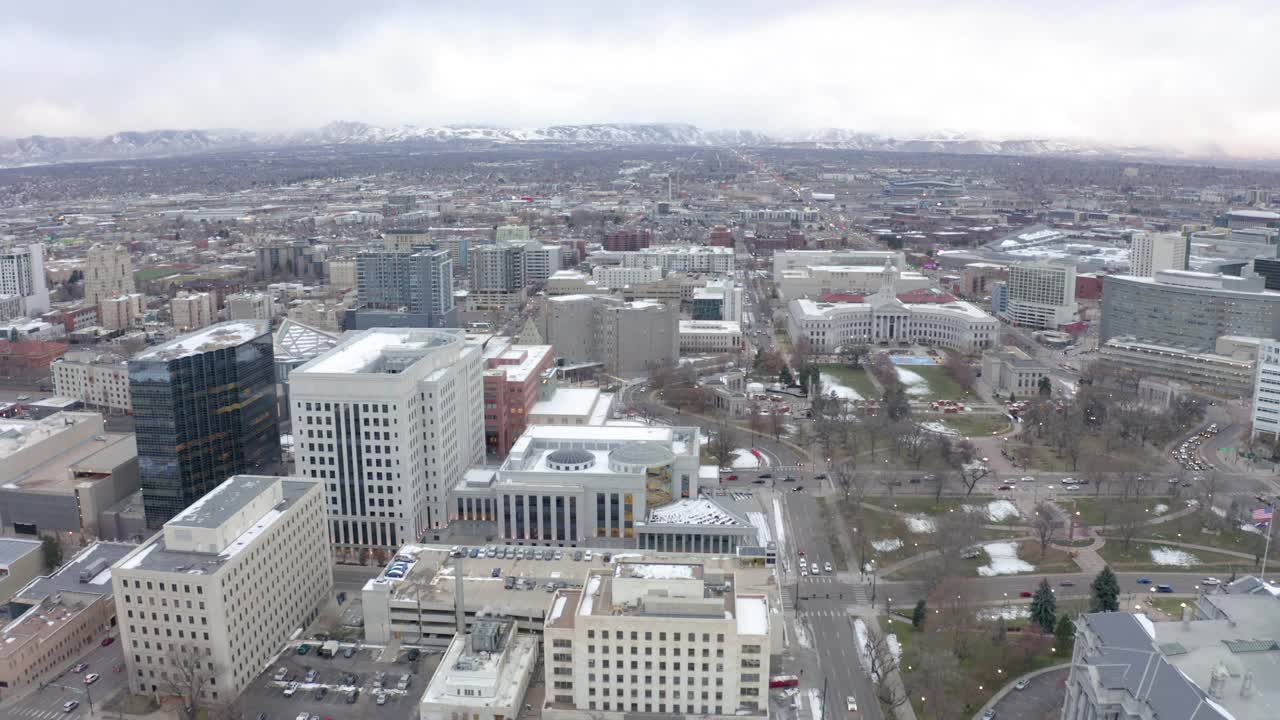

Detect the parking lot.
[{"left": 237, "top": 641, "right": 441, "bottom": 720}]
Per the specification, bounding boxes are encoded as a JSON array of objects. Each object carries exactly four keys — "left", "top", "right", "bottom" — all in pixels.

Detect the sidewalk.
[{"left": 858, "top": 613, "right": 918, "bottom": 720}]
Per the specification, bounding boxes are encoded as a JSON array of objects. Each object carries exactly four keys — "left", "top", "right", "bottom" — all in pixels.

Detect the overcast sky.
[{"left": 4, "top": 1, "right": 1278, "bottom": 156}]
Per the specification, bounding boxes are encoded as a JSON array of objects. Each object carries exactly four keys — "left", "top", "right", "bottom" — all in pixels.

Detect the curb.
[{"left": 972, "top": 662, "right": 1070, "bottom": 719}]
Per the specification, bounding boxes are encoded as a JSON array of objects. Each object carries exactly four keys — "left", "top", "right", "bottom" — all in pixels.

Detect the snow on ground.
[
  {"left": 853, "top": 619, "right": 875, "bottom": 681},
  {"left": 886, "top": 634, "right": 902, "bottom": 664},
  {"left": 805, "top": 688, "right": 823, "bottom": 720},
  {"left": 905, "top": 516, "right": 936, "bottom": 533},
  {"left": 977, "top": 606, "right": 1031, "bottom": 621},
  {"left": 963, "top": 500, "right": 1020, "bottom": 522},
  {"left": 1241, "top": 523, "right": 1263, "bottom": 535},
  {"left": 1151, "top": 547, "right": 1200, "bottom": 567},
  {"left": 872, "top": 538, "right": 903, "bottom": 553},
  {"left": 895, "top": 367, "right": 932, "bottom": 397},
  {"left": 820, "top": 372, "right": 862, "bottom": 401},
  {"left": 977, "top": 542, "right": 1035, "bottom": 576},
  {"left": 730, "top": 449, "right": 760, "bottom": 469},
  {"left": 1210, "top": 506, "right": 1227, "bottom": 518},
  {"left": 920, "top": 421, "right": 957, "bottom": 435},
  {"left": 1152, "top": 503, "right": 1169, "bottom": 515},
  {"left": 794, "top": 621, "right": 812, "bottom": 649}
]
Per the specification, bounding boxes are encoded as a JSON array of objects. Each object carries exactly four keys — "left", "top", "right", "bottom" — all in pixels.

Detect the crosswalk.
[
  {"left": 6, "top": 706, "right": 71, "bottom": 719},
  {"left": 798, "top": 609, "right": 848, "bottom": 618}
]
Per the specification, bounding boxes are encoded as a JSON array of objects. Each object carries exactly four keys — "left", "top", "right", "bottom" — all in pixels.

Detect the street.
[{"left": 1, "top": 637, "right": 126, "bottom": 720}]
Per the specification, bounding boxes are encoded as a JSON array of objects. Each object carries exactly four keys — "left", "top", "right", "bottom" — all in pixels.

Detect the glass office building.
[{"left": 129, "top": 321, "right": 280, "bottom": 527}]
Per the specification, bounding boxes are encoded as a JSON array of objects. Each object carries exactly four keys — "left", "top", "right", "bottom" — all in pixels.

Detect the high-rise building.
[
  {"left": 98, "top": 293, "right": 145, "bottom": 331},
  {"left": 481, "top": 339, "right": 555, "bottom": 456},
  {"left": 0, "top": 244, "right": 50, "bottom": 316},
  {"left": 113, "top": 475, "right": 331, "bottom": 702},
  {"left": 354, "top": 248, "right": 456, "bottom": 327},
  {"left": 225, "top": 292, "right": 274, "bottom": 321},
  {"left": 255, "top": 239, "right": 328, "bottom": 281},
  {"left": 1251, "top": 339, "right": 1280, "bottom": 440},
  {"left": 382, "top": 228, "right": 432, "bottom": 253},
  {"left": 1249, "top": 256, "right": 1280, "bottom": 291},
  {"left": 543, "top": 562, "right": 772, "bottom": 720},
  {"left": 1101, "top": 271, "right": 1280, "bottom": 351},
  {"left": 129, "top": 321, "right": 280, "bottom": 527},
  {"left": 289, "top": 328, "right": 484, "bottom": 553},
  {"left": 471, "top": 243, "right": 527, "bottom": 292},
  {"left": 1131, "top": 232, "right": 1189, "bottom": 277},
  {"left": 169, "top": 291, "right": 215, "bottom": 331},
  {"left": 1003, "top": 260, "right": 1078, "bottom": 329},
  {"left": 543, "top": 296, "right": 678, "bottom": 377},
  {"left": 325, "top": 257, "right": 357, "bottom": 289},
  {"left": 83, "top": 244, "right": 135, "bottom": 305},
  {"left": 602, "top": 229, "right": 651, "bottom": 252},
  {"left": 522, "top": 244, "right": 563, "bottom": 285}
]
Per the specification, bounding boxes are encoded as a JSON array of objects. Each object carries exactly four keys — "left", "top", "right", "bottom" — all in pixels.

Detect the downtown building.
[
  {"left": 1101, "top": 271, "right": 1280, "bottom": 352},
  {"left": 542, "top": 562, "right": 773, "bottom": 720},
  {"left": 83, "top": 244, "right": 136, "bottom": 305},
  {"left": 1250, "top": 339, "right": 1280, "bottom": 441},
  {"left": 542, "top": 295, "right": 678, "bottom": 378},
  {"left": 1130, "top": 232, "right": 1189, "bottom": 277},
  {"left": 618, "top": 245, "right": 735, "bottom": 275},
  {"left": 288, "top": 328, "right": 485, "bottom": 554},
  {"left": 112, "top": 475, "right": 332, "bottom": 702},
  {"left": 0, "top": 243, "right": 51, "bottom": 317},
  {"left": 1002, "top": 260, "right": 1078, "bottom": 329},
  {"left": 129, "top": 321, "right": 280, "bottom": 527},
  {"left": 350, "top": 247, "right": 456, "bottom": 329}
]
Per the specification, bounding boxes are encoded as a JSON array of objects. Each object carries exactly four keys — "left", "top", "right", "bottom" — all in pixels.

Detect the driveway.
[{"left": 986, "top": 667, "right": 1067, "bottom": 720}]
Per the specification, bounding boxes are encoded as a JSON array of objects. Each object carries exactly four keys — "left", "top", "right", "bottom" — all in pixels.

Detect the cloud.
[{"left": 2, "top": 2, "right": 1278, "bottom": 156}]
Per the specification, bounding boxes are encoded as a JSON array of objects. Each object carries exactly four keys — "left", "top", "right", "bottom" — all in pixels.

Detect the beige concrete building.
[
  {"left": 542, "top": 562, "right": 772, "bottom": 720},
  {"left": 225, "top": 292, "right": 274, "bottom": 321},
  {"left": 678, "top": 320, "right": 743, "bottom": 355},
  {"left": 325, "top": 257, "right": 357, "bottom": 289},
  {"left": 112, "top": 475, "right": 331, "bottom": 702},
  {"left": 543, "top": 295, "right": 678, "bottom": 377},
  {"left": 84, "top": 244, "right": 136, "bottom": 305},
  {"left": 170, "top": 291, "right": 215, "bottom": 331},
  {"left": 982, "top": 346, "right": 1051, "bottom": 395},
  {"left": 98, "top": 293, "right": 145, "bottom": 331},
  {"left": 418, "top": 620, "right": 538, "bottom": 720},
  {"left": 51, "top": 351, "right": 133, "bottom": 414},
  {"left": 0, "top": 538, "right": 44, "bottom": 604},
  {"left": 1130, "top": 231, "right": 1189, "bottom": 277}
]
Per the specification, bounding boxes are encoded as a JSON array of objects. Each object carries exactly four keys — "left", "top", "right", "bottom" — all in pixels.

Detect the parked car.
[
  {"left": 1014, "top": 679, "right": 1029, "bottom": 690},
  {"left": 1059, "top": 580, "right": 1075, "bottom": 587},
  {"left": 758, "top": 473, "right": 772, "bottom": 479},
  {"left": 981, "top": 710, "right": 996, "bottom": 720},
  {"left": 72, "top": 662, "right": 89, "bottom": 673},
  {"left": 1156, "top": 584, "right": 1174, "bottom": 593},
  {"left": 468, "top": 547, "right": 480, "bottom": 558},
  {"left": 813, "top": 473, "right": 827, "bottom": 480},
  {"left": 314, "top": 686, "right": 328, "bottom": 700},
  {"left": 305, "top": 669, "right": 319, "bottom": 683},
  {"left": 273, "top": 667, "right": 289, "bottom": 681},
  {"left": 407, "top": 648, "right": 421, "bottom": 661},
  {"left": 376, "top": 691, "right": 388, "bottom": 705},
  {"left": 491, "top": 567, "right": 501, "bottom": 578},
  {"left": 283, "top": 682, "right": 299, "bottom": 697},
  {"left": 343, "top": 647, "right": 355, "bottom": 658},
  {"left": 725, "top": 474, "right": 738, "bottom": 481},
  {"left": 1136, "top": 577, "right": 1152, "bottom": 584},
  {"left": 1019, "top": 591, "right": 1033, "bottom": 598},
  {"left": 753, "top": 479, "right": 768, "bottom": 484},
  {"left": 297, "top": 644, "right": 311, "bottom": 655},
  {"left": 824, "top": 562, "right": 833, "bottom": 573},
  {"left": 347, "top": 689, "right": 359, "bottom": 703},
  {"left": 573, "top": 550, "right": 583, "bottom": 561},
  {"left": 100, "top": 637, "right": 115, "bottom": 646}
]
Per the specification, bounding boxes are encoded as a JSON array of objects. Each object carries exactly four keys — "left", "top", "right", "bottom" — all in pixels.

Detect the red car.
[
  {"left": 726, "top": 474, "right": 738, "bottom": 481},
  {"left": 1019, "top": 591, "right": 1033, "bottom": 598},
  {"left": 101, "top": 637, "right": 115, "bottom": 646},
  {"left": 997, "top": 484, "right": 1014, "bottom": 491}
]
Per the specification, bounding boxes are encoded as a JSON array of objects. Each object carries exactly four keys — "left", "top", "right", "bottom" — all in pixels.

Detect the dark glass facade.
[{"left": 130, "top": 329, "right": 280, "bottom": 527}]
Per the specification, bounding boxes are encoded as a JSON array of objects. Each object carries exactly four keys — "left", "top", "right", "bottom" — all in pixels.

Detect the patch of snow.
[
  {"left": 620, "top": 563, "right": 695, "bottom": 580},
  {"left": 984, "top": 500, "right": 1021, "bottom": 522},
  {"left": 736, "top": 596, "right": 769, "bottom": 636},
  {"left": 1134, "top": 613, "right": 1156, "bottom": 639},
  {"left": 548, "top": 595, "right": 568, "bottom": 623},
  {"left": 806, "top": 688, "right": 823, "bottom": 720},
  {"left": 730, "top": 449, "right": 761, "bottom": 469},
  {"left": 1152, "top": 503, "right": 1169, "bottom": 515},
  {"left": 1210, "top": 506, "right": 1227, "bottom": 518},
  {"left": 886, "top": 634, "right": 902, "bottom": 664},
  {"left": 920, "top": 421, "right": 957, "bottom": 435},
  {"left": 746, "top": 512, "right": 773, "bottom": 547},
  {"left": 853, "top": 619, "right": 875, "bottom": 681},
  {"left": 219, "top": 508, "right": 284, "bottom": 559},
  {"left": 872, "top": 538, "right": 903, "bottom": 553},
  {"left": 820, "top": 372, "right": 862, "bottom": 401},
  {"left": 648, "top": 499, "right": 740, "bottom": 526},
  {"left": 977, "top": 542, "right": 1034, "bottom": 576},
  {"left": 1150, "top": 547, "right": 1200, "bottom": 567},
  {"left": 895, "top": 367, "right": 931, "bottom": 396},
  {"left": 1241, "top": 523, "right": 1263, "bottom": 535},
  {"left": 119, "top": 542, "right": 160, "bottom": 570},
  {"left": 772, "top": 497, "right": 788, "bottom": 553},
  {"left": 976, "top": 606, "right": 1031, "bottom": 621},
  {"left": 579, "top": 575, "right": 602, "bottom": 616},
  {"left": 89, "top": 569, "right": 112, "bottom": 585},
  {"left": 905, "top": 516, "right": 936, "bottom": 533}
]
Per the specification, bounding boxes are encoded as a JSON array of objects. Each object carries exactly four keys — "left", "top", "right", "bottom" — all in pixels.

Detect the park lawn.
[
  {"left": 928, "top": 412, "right": 1011, "bottom": 438},
  {"left": 818, "top": 364, "right": 880, "bottom": 398},
  {"left": 1146, "top": 596, "right": 1196, "bottom": 619},
  {"left": 1138, "top": 511, "right": 1268, "bottom": 556},
  {"left": 1066, "top": 497, "right": 1177, "bottom": 527},
  {"left": 815, "top": 497, "right": 851, "bottom": 571},
  {"left": 905, "top": 364, "right": 976, "bottom": 400},
  {"left": 1007, "top": 434, "right": 1168, "bottom": 473},
  {"left": 887, "top": 538, "right": 1076, "bottom": 580},
  {"left": 829, "top": 498, "right": 919, "bottom": 568},
  {"left": 1015, "top": 540, "right": 1081, "bottom": 575},
  {"left": 1097, "top": 540, "right": 1261, "bottom": 574},
  {"left": 892, "top": 615, "right": 1062, "bottom": 719},
  {"left": 872, "top": 495, "right": 994, "bottom": 516}
]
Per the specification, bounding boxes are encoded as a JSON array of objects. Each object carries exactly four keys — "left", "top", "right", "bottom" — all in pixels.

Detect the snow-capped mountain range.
[{"left": 0, "top": 121, "right": 1196, "bottom": 167}]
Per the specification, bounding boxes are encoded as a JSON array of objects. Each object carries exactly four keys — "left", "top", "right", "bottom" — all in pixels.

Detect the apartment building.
[
  {"left": 523, "top": 244, "right": 563, "bottom": 285},
  {"left": 481, "top": 340, "right": 556, "bottom": 456},
  {"left": 619, "top": 246, "right": 735, "bottom": 275},
  {"left": 1130, "top": 232, "right": 1189, "bottom": 277},
  {"left": 602, "top": 229, "right": 651, "bottom": 252},
  {"left": 0, "top": 244, "right": 50, "bottom": 316},
  {"left": 83, "top": 244, "right": 136, "bottom": 305},
  {"left": 112, "top": 475, "right": 331, "bottom": 702},
  {"left": 169, "top": 291, "right": 215, "bottom": 331},
  {"left": 98, "top": 293, "right": 145, "bottom": 331},
  {"left": 542, "top": 562, "right": 772, "bottom": 720},
  {"left": 325, "top": 257, "right": 357, "bottom": 289},
  {"left": 129, "top": 321, "right": 280, "bottom": 527},
  {"left": 52, "top": 351, "right": 133, "bottom": 414},
  {"left": 225, "top": 291, "right": 274, "bottom": 321},
  {"left": 591, "top": 265, "right": 663, "bottom": 289},
  {"left": 289, "top": 328, "right": 485, "bottom": 553},
  {"left": 354, "top": 247, "right": 456, "bottom": 328},
  {"left": 1003, "top": 261, "right": 1078, "bottom": 329}
]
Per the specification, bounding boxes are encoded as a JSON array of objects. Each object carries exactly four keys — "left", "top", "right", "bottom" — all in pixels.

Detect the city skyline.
[{"left": 5, "top": 1, "right": 1280, "bottom": 157}]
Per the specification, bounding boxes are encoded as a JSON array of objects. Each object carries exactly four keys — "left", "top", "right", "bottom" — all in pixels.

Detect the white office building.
[
  {"left": 619, "top": 246, "right": 735, "bottom": 275},
  {"left": 225, "top": 292, "right": 274, "bottom": 321},
  {"left": 1003, "top": 260, "right": 1078, "bottom": 329},
  {"left": 289, "top": 328, "right": 485, "bottom": 553},
  {"left": 51, "top": 351, "right": 133, "bottom": 414},
  {"left": 776, "top": 263, "right": 931, "bottom": 301},
  {"left": 112, "top": 475, "right": 332, "bottom": 702},
  {"left": 542, "top": 562, "right": 772, "bottom": 720},
  {"left": 772, "top": 249, "right": 906, "bottom": 276},
  {"left": 0, "top": 244, "right": 50, "bottom": 316},
  {"left": 591, "top": 265, "right": 663, "bottom": 289},
  {"left": 692, "top": 279, "right": 745, "bottom": 323},
  {"left": 679, "top": 321, "right": 743, "bottom": 355},
  {"left": 1251, "top": 339, "right": 1280, "bottom": 440},
  {"left": 419, "top": 619, "right": 538, "bottom": 720},
  {"left": 1130, "top": 232, "right": 1189, "bottom": 277},
  {"left": 523, "top": 244, "right": 563, "bottom": 285},
  {"left": 787, "top": 270, "right": 997, "bottom": 353}
]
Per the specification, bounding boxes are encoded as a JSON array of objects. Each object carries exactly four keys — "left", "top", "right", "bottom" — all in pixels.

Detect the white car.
[
  {"left": 283, "top": 682, "right": 299, "bottom": 697},
  {"left": 1020, "top": 476, "right": 1034, "bottom": 483},
  {"left": 1014, "top": 678, "right": 1029, "bottom": 690},
  {"left": 810, "top": 565, "right": 821, "bottom": 576},
  {"left": 824, "top": 562, "right": 833, "bottom": 573},
  {"left": 1201, "top": 577, "right": 1221, "bottom": 586},
  {"left": 376, "top": 691, "right": 388, "bottom": 706},
  {"left": 1066, "top": 485, "right": 1081, "bottom": 491}
]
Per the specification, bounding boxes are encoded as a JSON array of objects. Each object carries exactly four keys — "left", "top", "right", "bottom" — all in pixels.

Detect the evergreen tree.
[
  {"left": 779, "top": 366, "right": 794, "bottom": 386},
  {"left": 1090, "top": 566, "right": 1120, "bottom": 612},
  {"left": 1038, "top": 376, "right": 1052, "bottom": 398},
  {"left": 1029, "top": 578, "right": 1057, "bottom": 633},
  {"left": 1054, "top": 615, "right": 1075, "bottom": 656},
  {"left": 911, "top": 599, "right": 927, "bottom": 629},
  {"left": 40, "top": 534, "right": 63, "bottom": 570}
]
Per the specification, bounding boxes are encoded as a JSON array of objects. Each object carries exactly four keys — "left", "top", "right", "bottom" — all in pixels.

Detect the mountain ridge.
[{"left": 0, "top": 121, "right": 1234, "bottom": 168}]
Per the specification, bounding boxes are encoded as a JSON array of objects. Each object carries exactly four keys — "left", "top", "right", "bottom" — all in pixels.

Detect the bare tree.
[
  {"left": 747, "top": 402, "right": 765, "bottom": 441},
  {"left": 707, "top": 421, "right": 740, "bottom": 468},
  {"left": 768, "top": 406, "right": 785, "bottom": 441},
  {"left": 1033, "top": 502, "right": 1058, "bottom": 558},
  {"left": 861, "top": 623, "right": 909, "bottom": 712},
  {"left": 164, "top": 644, "right": 218, "bottom": 720},
  {"left": 1113, "top": 502, "right": 1147, "bottom": 553}
]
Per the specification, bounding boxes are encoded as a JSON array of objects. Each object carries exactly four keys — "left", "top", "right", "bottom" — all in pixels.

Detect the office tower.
[
  {"left": 225, "top": 292, "right": 274, "bottom": 320},
  {"left": 0, "top": 244, "right": 50, "bottom": 316},
  {"left": 522, "top": 244, "right": 563, "bottom": 285},
  {"left": 543, "top": 295, "right": 678, "bottom": 377},
  {"left": 289, "top": 328, "right": 484, "bottom": 554},
  {"left": 354, "top": 248, "right": 456, "bottom": 327},
  {"left": 1131, "top": 232, "right": 1189, "bottom": 277},
  {"left": 470, "top": 243, "right": 527, "bottom": 291},
  {"left": 255, "top": 238, "right": 327, "bottom": 281},
  {"left": 1252, "top": 340, "right": 1280, "bottom": 441},
  {"left": 113, "top": 475, "right": 331, "bottom": 701},
  {"left": 83, "top": 244, "right": 135, "bottom": 305},
  {"left": 1003, "top": 260, "right": 1078, "bottom": 329},
  {"left": 129, "top": 321, "right": 280, "bottom": 527},
  {"left": 1101, "top": 271, "right": 1280, "bottom": 351},
  {"left": 170, "top": 291, "right": 215, "bottom": 331}
]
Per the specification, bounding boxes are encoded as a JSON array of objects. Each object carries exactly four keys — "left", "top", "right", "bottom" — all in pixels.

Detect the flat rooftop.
[
  {"left": 485, "top": 345, "right": 552, "bottom": 383},
  {"left": 530, "top": 388, "right": 603, "bottom": 418},
  {"left": 1, "top": 590, "right": 107, "bottom": 654},
  {"left": 296, "top": 328, "right": 458, "bottom": 375},
  {"left": 0, "top": 537, "right": 41, "bottom": 566},
  {"left": 0, "top": 412, "right": 102, "bottom": 465},
  {"left": 167, "top": 474, "right": 277, "bottom": 529},
  {"left": 679, "top": 320, "right": 742, "bottom": 334},
  {"left": 13, "top": 542, "right": 137, "bottom": 604},
  {"left": 1, "top": 433, "right": 135, "bottom": 496},
  {"left": 133, "top": 320, "right": 268, "bottom": 361}
]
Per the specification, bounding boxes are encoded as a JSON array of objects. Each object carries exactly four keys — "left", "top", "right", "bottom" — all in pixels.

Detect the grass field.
[
  {"left": 1067, "top": 497, "right": 1177, "bottom": 527},
  {"left": 928, "top": 412, "right": 1012, "bottom": 437},
  {"left": 903, "top": 365, "right": 976, "bottom": 400},
  {"left": 1097, "top": 540, "right": 1260, "bottom": 574},
  {"left": 817, "top": 364, "right": 880, "bottom": 399},
  {"left": 1007, "top": 435, "right": 1167, "bottom": 473}
]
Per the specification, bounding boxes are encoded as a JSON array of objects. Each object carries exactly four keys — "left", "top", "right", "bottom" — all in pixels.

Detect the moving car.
[
  {"left": 997, "top": 485, "right": 1014, "bottom": 491},
  {"left": 100, "top": 637, "right": 115, "bottom": 646},
  {"left": 725, "top": 474, "right": 738, "bottom": 481},
  {"left": 758, "top": 473, "right": 772, "bottom": 479},
  {"left": 1136, "top": 577, "right": 1152, "bottom": 584},
  {"left": 1014, "top": 678, "right": 1029, "bottom": 690},
  {"left": 63, "top": 702, "right": 79, "bottom": 714},
  {"left": 1156, "top": 584, "right": 1174, "bottom": 593},
  {"left": 1201, "top": 577, "right": 1221, "bottom": 586},
  {"left": 84, "top": 673, "right": 100, "bottom": 684},
  {"left": 71, "top": 663, "right": 89, "bottom": 673},
  {"left": 1019, "top": 591, "right": 1033, "bottom": 598}
]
